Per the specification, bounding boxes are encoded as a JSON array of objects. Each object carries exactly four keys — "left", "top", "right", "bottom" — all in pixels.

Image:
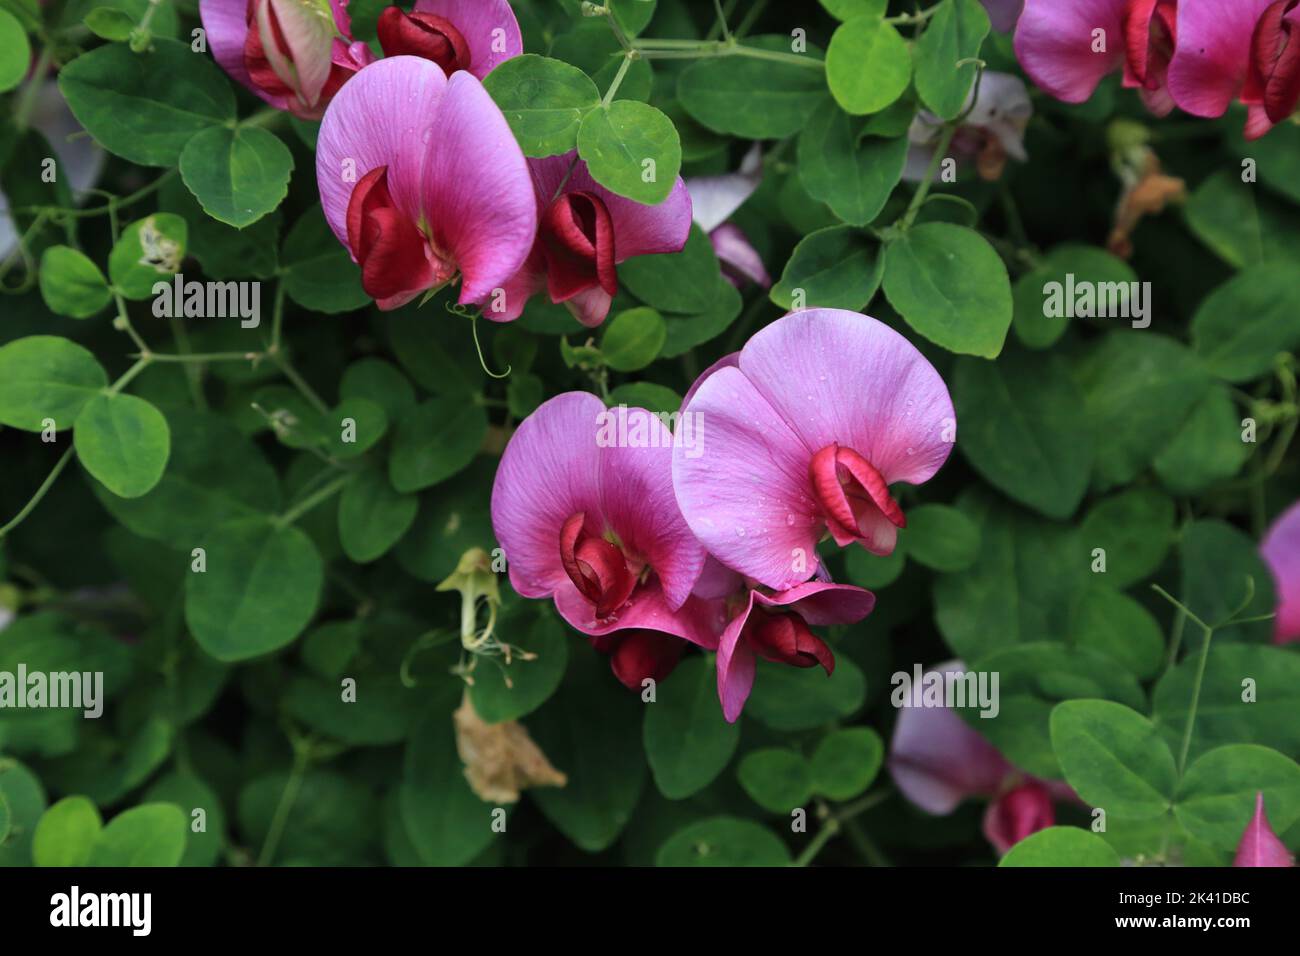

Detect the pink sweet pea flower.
[
  {"left": 671, "top": 309, "right": 954, "bottom": 591},
  {"left": 375, "top": 0, "right": 522, "bottom": 78},
  {"left": 1014, "top": 0, "right": 1179, "bottom": 115},
  {"left": 496, "top": 152, "right": 692, "bottom": 327},
  {"left": 315, "top": 55, "right": 536, "bottom": 310},
  {"left": 709, "top": 569, "right": 875, "bottom": 723},
  {"left": 200, "top": 0, "right": 374, "bottom": 120},
  {"left": 1233, "top": 792, "right": 1295, "bottom": 866},
  {"left": 1261, "top": 500, "right": 1300, "bottom": 644},
  {"left": 888, "top": 661, "right": 1075, "bottom": 854},
  {"left": 1167, "top": 0, "right": 1300, "bottom": 139},
  {"left": 904, "top": 71, "right": 1032, "bottom": 183},
  {"left": 687, "top": 144, "right": 770, "bottom": 289},
  {"left": 491, "top": 393, "right": 711, "bottom": 648}
]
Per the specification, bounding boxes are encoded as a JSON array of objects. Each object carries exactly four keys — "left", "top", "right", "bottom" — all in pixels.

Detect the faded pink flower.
[{"left": 1261, "top": 500, "right": 1300, "bottom": 644}]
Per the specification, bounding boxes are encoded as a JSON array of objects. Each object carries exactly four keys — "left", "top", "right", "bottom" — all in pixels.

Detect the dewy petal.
[
  {"left": 888, "top": 660, "right": 1012, "bottom": 814},
  {"left": 1261, "top": 500, "right": 1300, "bottom": 643},
  {"left": 412, "top": 0, "right": 524, "bottom": 78},
  {"left": 421, "top": 71, "right": 537, "bottom": 305},
  {"left": 1233, "top": 791, "right": 1295, "bottom": 867},
  {"left": 688, "top": 143, "right": 763, "bottom": 233},
  {"left": 753, "top": 580, "right": 876, "bottom": 627},
  {"left": 680, "top": 351, "right": 740, "bottom": 413},
  {"left": 1013, "top": 0, "right": 1128, "bottom": 103},
  {"left": 555, "top": 583, "right": 723, "bottom": 649},
  {"left": 1169, "top": 0, "right": 1275, "bottom": 116},
  {"left": 673, "top": 365, "right": 824, "bottom": 591},
  {"left": 737, "top": 309, "right": 955, "bottom": 486},
  {"left": 716, "top": 593, "right": 759, "bottom": 723},
  {"left": 316, "top": 55, "right": 447, "bottom": 252},
  {"left": 201, "top": 0, "right": 259, "bottom": 97}
]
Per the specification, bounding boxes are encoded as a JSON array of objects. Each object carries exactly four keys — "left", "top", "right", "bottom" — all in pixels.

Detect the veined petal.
[
  {"left": 316, "top": 55, "right": 448, "bottom": 251},
  {"left": 421, "top": 71, "right": 537, "bottom": 305},
  {"left": 265, "top": 0, "right": 339, "bottom": 110},
  {"left": 1261, "top": 500, "right": 1300, "bottom": 643},
  {"left": 716, "top": 595, "right": 758, "bottom": 723},
  {"left": 1169, "top": 0, "right": 1274, "bottom": 116},
  {"left": 1233, "top": 792, "right": 1295, "bottom": 866},
  {"left": 200, "top": 0, "right": 257, "bottom": 93},
  {"left": 555, "top": 584, "right": 723, "bottom": 649},
  {"left": 413, "top": 0, "right": 524, "bottom": 78},
  {"left": 1013, "top": 0, "right": 1127, "bottom": 103},
  {"left": 756, "top": 580, "right": 876, "bottom": 627}
]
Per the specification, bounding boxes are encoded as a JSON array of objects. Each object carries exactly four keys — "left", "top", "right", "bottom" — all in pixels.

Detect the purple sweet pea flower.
[
  {"left": 490, "top": 393, "right": 713, "bottom": 647},
  {"left": 1014, "top": 0, "right": 1178, "bottom": 115},
  {"left": 1233, "top": 792, "right": 1295, "bottom": 866},
  {"left": 671, "top": 309, "right": 955, "bottom": 591},
  {"left": 686, "top": 144, "right": 770, "bottom": 288},
  {"left": 1261, "top": 500, "right": 1300, "bottom": 644},
  {"left": 314, "top": 56, "right": 537, "bottom": 310},
  {"left": 888, "top": 661, "right": 1076, "bottom": 854},
  {"left": 496, "top": 152, "right": 693, "bottom": 327},
  {"left": 375, "top": 0, "right": 522, "bottom": 78},
  {"left": 200, "top": 0, "right": 374, "bottom": 119}
]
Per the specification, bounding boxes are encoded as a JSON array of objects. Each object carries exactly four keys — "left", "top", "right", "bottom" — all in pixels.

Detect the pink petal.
[
  {"left": 754, "top": 580, "right": 876, "bottom": 627},
  {"left": 1261, "top": 500, "right": 1300, "bottom": 644},
  {"left": 556, "top": 584, "right": 725, "bottom": 649},
  {"left": 982, "top": 780, "right": 1056, "bottom": 853},
  {"left": 687, "top": 143, "right": 763, "bottom": 233},
  {"left": 566, "top": 285, "right": 614, "bottom": 328},
  {"left": 672, "top": 365, "right": 824, "bottom": 591},
  {"left": 888, "top": 660, "right": 1012, "bottom": 814},
  {"left": 413, "top": 0, "right": 523, "bottom": 79},
  {"left": 200, "top": 0, "right": 259, "bottom": 99},
  {"left": 265, "top": 0, "right": 336, "bottom": 109},
  {"left": 421, "top": 71, "right": 537, "bottom": 305},
  {"left": 716, "top": 595, "right": 758, "bottom": 723},
  {"left": 1233, "top": 792, "right": 1295, "bottom": 867},
  {"left": 1013, "top": 0, "right": 1127, "bottom": 103},
  {"left": 1168, "top": 0, "right": 1274, "bottom": 117},
  {"left": 691, "top": 553, "right": 745, "bottom": 601},
  {"left": 680, "top": 351, "right": 739, "bottom": 413},
  {"left": 983, "top": 0, "right": 1024, "bottom": 33},
  {"left": 711, "top": 223, "right": 771, "bottom": 288},
  {"left": 737, "top": 309, "right": 955, "bottom": 486},
  {"left": 316, "top": 56, "right": 448, "bottom": 252}
]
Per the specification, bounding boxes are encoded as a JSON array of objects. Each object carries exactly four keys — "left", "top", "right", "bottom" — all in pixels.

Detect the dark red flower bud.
[
  {"left": 744, "top": 610, "right": 835, "bottom": 674},
  {"left": 605, "top": 630, "right": 685, "bottom": 690},
  {"left": 983, "top": 780, "right": 1056, "bottom": 854},
  {"left": 540, "top": 191, "right": 617, "bottom": 303},
  {"left": 377, "top": 7, "right": 472, "bottom": 75},
  {"left": 1250, "top": 1, "right": 1300, "bottom": 123},
  {"left": 560, "top": 512, "right": 636, "bottom": 619},
  {"left": 345, "top": 166, "right": 436, "bottom": 302}
]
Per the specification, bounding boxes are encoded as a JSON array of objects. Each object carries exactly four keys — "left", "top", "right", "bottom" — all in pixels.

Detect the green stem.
[
  {"left": 734, "top": 0, "right": 767, "bottom": 38},
  {"left": 273, "top": 354, "right": 330, "bottom": 416},
  {"left": 276, "top": 474, "right": 352, "bottom": 527},
  {"left": 900, "top": 125, "right": 957, "bottom": 230},
  {"left": 0, "top": 448, "right": 75, "bottom": 540},
  {"left": 601, "top": 53, "right": 635, "bottom": 106},
  {"left": 257, "top": 742, "right": 312, "bottom": 867},
  {"left": 14, "top": 46, "right": 54, "bottom": 131},
  {"left": 711, "top": 0, "right": 732, "bottom": 42},
  {"left": 631, "top": 39, "right": 823, "bottom": 70}
]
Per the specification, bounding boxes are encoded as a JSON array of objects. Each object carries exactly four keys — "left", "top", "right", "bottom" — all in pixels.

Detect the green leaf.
[
  {"left": 883, "top": 222, "right": 1012, "bottom": 357},
  {"left": 1074, "top": 332, "right": 1210, "bottom": 490},
  {"left": 1078, "top": 487, "right": 1174, "bottom": 589},
  {"left": 1011, "top": 244, "right": 1136, "bottom": 350},
  {"left": 0, "top": 335, "right": 108, "bottom": 432},
  {"left": 966, "top": 643, "right": 1147, "bottom": 778},
  {"left": 1070, "top": 584, "right": 1166, "bottom": 680},
  {"left": 913, "top": 0, "right": 990, "bottom": 119},
  {"left": 746, "top": 654, "right": 866, "bottom": 731},
  {"left": 577, "top": 99, "right": 681, "bottom": 204},
  {"left": 339, "top": 357, "right": 416, "bottom": 421},
  {"left": 770, "top": 225, "right": 883, "bottom": 312},
  {"left": 338, "top": 465, "right": 418, "bottom": 564},
  {"left": 678, "top": 36, "right": 829, "bottom": 138},
  {"left": 59, "top": 38, "right": 235, "bottom": 166},
  {"left": 820, "top": 0, "right": 888, "bottom": 21},
  {"left": 810, "top": 727, "right": 883, "bottom": 800},
  {"left": 242, "top": 769, "right": 377, "bottom": 864},
  {"left": 179, "top": 126, "right": 294, "bottom": 228},
  {"left": 1184, "top": 170, "right": 1300, "bottom": 268},
  {"left": 934, "top": 493, "right": 1088, "bottom": 661},
  {"left": 144, "top": 773, "right": 225, "bottom": 868},
  {"left": 738, "top": 749, "right": 814, "bottom": 813},
  {"left": 901, "top": 503, "right": 980, "bottom": 571},
  {"left": 1050, "top": 700, "right": 1177, "bottom": 820},
  {"left": 952, "top": 351, "right": 1093, "bottom": 519},
  {"left": 659, "top": 278, "right": 743, "bottom": 357},
  {"left": 88, "top": 803, "right": 187, "bottom": 867},
  {"left": 797, "top": 100, "right": 909, "bottom": 226},
  {"left": 74, "top": 392, "right": 171, "bottom": 499},
  {"left": 388, "top": 396, "right": 488, "bottom": 493},
  {"left": 1179, "top": 519, "right": 1276, "bottom": 644},
  {"left": 185, "top": 518, "right": 324, "bottom": 662},
  {"left": 529, "top": 652, "right": 646, "bottom": 852},
  {"left": 0, "top": 760, "right": 46, "bottom": 867},
  {"left": 1174, "top": 745, "right": 1300, "bottom": 851},
  {"left": 607, "top": 382, "right": 682, "bottom": 416},
  {"left": 0, "top": 8, "right": 30, "bottom": 91},
  {"left": 83, "top": 7, "right": 135, "bottom": 41},
  {"left": 619, "top": 224, "right": 722, "bottom": 314},
  {"left": 38, "top": 246, "right": 111, "bottom": 318},
  {"left": 551, "top": 20, "right": 654, "bottom": 102},
  {"left": 644, "top": 656, "right": 741, "bottom": 799},
  {"left": 282, "top": 206, "right": 370, "bottom": 313},
  {"left": 656, "top": 816, "right": 792, "bottom": 866},
  {"left": 826, "top": 18, "right": 912, "bottom": 115},
  {"left": 0, "top": 793, "right": 8, "bottom": 844},
  {"left": 33, "top": 796, "right": 102, "bottom": 867},
  {"left": 846, "top": 542, "right": 905, "bottom": 588},
  {"left": 159, "top": 175, "right": 281, "bottom": 280},
  {"left": 467, "top": 607, "right": 568, "bottom": 724},
  {"left": 998, "top": 826, "right": 1121, "bottom": 867},
  {"left": 1191, "top": 263, "right": 1300, "bottom": 382},
  {"left": 107, "top": 213, "right": 187, "bottom": 300},
  {"left": 1230, "top": 120, "right": 1300, "bottom": 204},
  {"left": 394, "top": 459, "right": 495, "bottom": 583},
  {"left": 601, "top": 306, "right": 666, "bottom": 372},
  {"left": 482, "top": 54, "right": 601, "bottom": 157},
  {"left": 1154, "top": 644, "right": 1300, "bottom": 761},
  {"left": 325, "top": 397, "right": 388, "bottom": 461},
  {"left": 92, "top": 407, "right": 281, "bottom": 542},
  {"left": 1153, "top": 385, "right": 1250, "bottom": 495}
]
